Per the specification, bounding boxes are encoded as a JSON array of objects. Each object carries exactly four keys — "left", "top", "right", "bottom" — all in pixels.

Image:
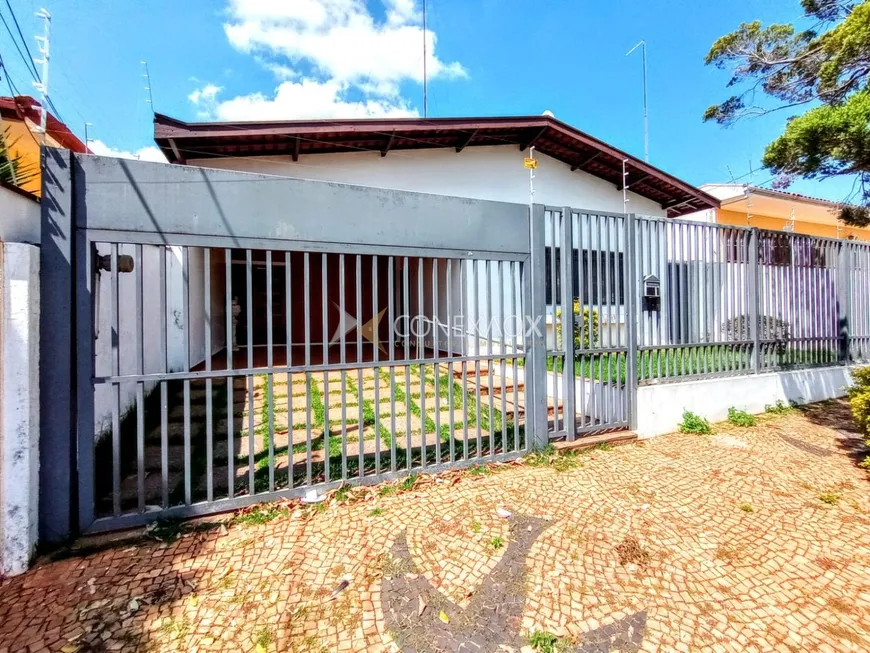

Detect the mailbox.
[{"left": 642, "top": 274, "right": 660, "bottom": 311}]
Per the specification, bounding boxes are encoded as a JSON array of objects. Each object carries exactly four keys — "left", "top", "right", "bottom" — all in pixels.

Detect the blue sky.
[{"left": 0, "top": 0, "right": 857, "bottom": 201}]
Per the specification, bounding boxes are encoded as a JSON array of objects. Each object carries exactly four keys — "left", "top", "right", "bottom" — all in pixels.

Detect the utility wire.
[
  {"left": 0, "top": 9, "right": 37, "bottom": 83},
  {"left": 3, "top": 0, "right": 39, "bottom": 81}
]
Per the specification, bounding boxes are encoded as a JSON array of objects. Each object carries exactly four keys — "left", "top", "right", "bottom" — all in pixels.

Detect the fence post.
[
  {"left": 560, "top": 207, "right": 576, "bottom": 440},
  {"left": 838, "top": 240, "right": 851, "bottom": 364},
  {"left": 39, "top": 147, "right": 76, "bottom": 541},
  {"left": 749, "top": 228, "right": 761, "bottom": 373},
  {"left": 625, "top": 213, "right": 639, "bottom": 431},
  {"left": 527, "top": 204, "right": 549, "bottom": 449}
]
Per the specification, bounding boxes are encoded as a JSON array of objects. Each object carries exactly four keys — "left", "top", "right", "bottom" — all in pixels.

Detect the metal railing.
[{"left": 633, "top": 216, "right": 869, "bottom": 384}]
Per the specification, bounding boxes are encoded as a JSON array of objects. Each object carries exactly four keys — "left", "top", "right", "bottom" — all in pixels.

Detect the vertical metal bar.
[
  {"left": 245, "top": 250, "right": 254, "bottom": 496},
  {"left": 511, "top": 260, "right": 520, "bottom": 451},
  {"left": 486, "top": 260, "right": 495, "bottom": 457},
  {"left": 576, "top": 213, "right": 587, "bottom": 430},
  {"left": 499, "top": 260, "right": 508, "bottom": 451},
  {"left": 418, "top": 259, "right": 428, "bottom": 468},
  {"left": 225, "top": 249, "right": 234, "bottom": 498},
  {"left": 109, "top": 244, "right": 121, "bottom": 516},
  {"left": 417, "top": 257, "right": 424, "bottom": 361},
  {"left": 461, "top": 259, "right": 469, "bottom": 459},
  {"left": 266, "top": 250, "right": 274, "bottom": 491},
  {"left": 373, "top": 255, "right": 382, "bottom": 474},
  {"left": 339, "top": 254, "right": 347, "bottom": 481},
  {"left": 749, "top": 229, "right": 760, "bottom": 374},
  {"left": 161, "top": 249, "right": 169, "bottom": 507},
  {"left": 357, "top": 255, "right": 364, "bottom": 476},
  {"left": 304, "top": 251, "right": 312, "bottom": 486},
  {"left": 321, "top": 253, "right": 329, "bottom": 483},
  {"left": 404, "top": 257, "right": 412, "bottom": 469},
  {"left": 549, "top": 211, "right": 560, "bottom": 435},
  {"left": 446, "top": 258, "right": 455, "bottom": 462},
  {"left": 606, "top": 215, "right": 616, "bottom": 422},
  {"left": 292, "top": 252, "right": 298, "bottom": 488},
  {"left": 135, "top": 245, "right": 145, "bottom": 513},
  {"left": 433, "top": 259, "right": 441, "bottom": 463},
  {"left": 625, "top": 215, "right": 639, "bottom": 431},
  {"left": 179, "top": 248, "right": 193, "bottom": 506},
  {"left": 204, "top": 248, "right": 214, "bottom": 502},
  {"left": 388, "top": 257, "right": 397, "bottom": 472},
  {"left": 473, "top": 261, "right": 482, "bottom": 457},
  {"left": 561, "top": 207, "right": 576, "bottom": 438},
  {"left": 529, "top": 205, "right": 549, "bottom": 449}
]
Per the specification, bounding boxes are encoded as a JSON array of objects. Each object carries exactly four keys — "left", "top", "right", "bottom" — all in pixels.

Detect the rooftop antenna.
[
  {"left": 726, "top": 164, "right": 736, "bottom": 184},
  {"left": 32, "top": 8, "right": 51, "bottom": 144},
  {"left": 142, "top": 61, "right": 154, "bottom": 110},
  {"left": 622, "top": 159, "right": 630, "bottom": 209},
  {"left": 783, "top": 206, "right": 796, "bottom": 232},
  {"left": 422, "top": 0, "right": 428, "bottom": 118},
  {"left": 626, "top": 39, "right": 649, "bottom": 163}
]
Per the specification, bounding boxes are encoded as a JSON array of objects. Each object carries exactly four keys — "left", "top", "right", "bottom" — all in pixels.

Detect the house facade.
[
  {"left": 151, "top": 113, "right": 718, "bottom": 357},
  {"left": 1, "top": 95, "right": 88, "bottom": 196},
  {"left": 690, "top": 183, "right": 870, "bottom": 242}
]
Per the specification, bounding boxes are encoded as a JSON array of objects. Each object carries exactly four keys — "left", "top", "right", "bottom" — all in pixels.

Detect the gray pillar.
[
  {"left": 527, "top": 204, "right": 548, "bottom": 449},
  {"left": 560, "top": 207, "right": 576, "bottom": 439},
  {"left": 748, "top": 228, "right": 761, "bottom": 373},
  {"left": 39, "top": 147, "right": 76, "bottom": 541},
  {"left": 625, "top": 214, "right": 639, "bottom": 431}
]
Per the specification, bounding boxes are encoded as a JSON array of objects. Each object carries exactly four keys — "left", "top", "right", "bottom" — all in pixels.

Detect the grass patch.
[
  {"left": 738, "top": 503, "right": 754, "bottom": 513},
  {"left": 764, "top": 400, "right": 795, "bottom": 415},
  {"left": 230, "top": 502, "right": 289, "bottom": 526},
  {"left": 526, "top": 445, "right": 582, "bottom": 472},
  {"left": 369, "top": 507, "right": 384, "bottom": 517},
  {"left": 679, "top": 411, "right": 711, "bottom": 434},
  {"left": 528, "top": 630, "right": 573, "bottom": 653},
  {"left": 488, "top": 536, "right": 505, "bottom": 551},
  {"left": 819, "top": 491, "right": 841, "bottom": 505},
  {"left": 253, "top": 627, "right": 274, "bottom": 651},
  {"left": 727, "top": 407, "right": 756, "bottom": 427}
]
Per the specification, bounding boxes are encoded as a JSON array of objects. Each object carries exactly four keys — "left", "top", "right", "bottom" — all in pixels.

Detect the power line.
[
  {"left": 3, "top": 0, "right": 39, "bottom": 81},
  {"left": 0, "top": 9, "right": 37, "bottom": 83}
]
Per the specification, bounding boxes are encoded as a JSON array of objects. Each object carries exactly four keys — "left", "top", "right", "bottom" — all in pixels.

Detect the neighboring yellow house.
[
  {"left": 693, "top": 183, "right": 870, "bottom": 242},
  {"left": 1, "top": 95, "right": 88, "bottom": 196}
]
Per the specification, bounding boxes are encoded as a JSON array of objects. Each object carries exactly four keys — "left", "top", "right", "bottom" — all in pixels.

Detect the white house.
[{"left": 149, "top": 113, "right": 718, "bottom": 362}]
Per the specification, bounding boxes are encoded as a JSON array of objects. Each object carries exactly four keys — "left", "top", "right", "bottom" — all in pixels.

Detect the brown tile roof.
[{"left": 154, "top": 113, "right": 718, "bottom": 217}]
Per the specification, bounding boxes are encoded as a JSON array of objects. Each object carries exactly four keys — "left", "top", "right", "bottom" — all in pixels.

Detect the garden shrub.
[
  {"left": 848, "top": 366, "right": 870, "bottom": 437},
  {"left": 727, "top": 407, "right": 755, "bottom": 427},
  {"left": 722, "top": 314, "right": 790, "bottom": 343},
  {"left": 679, "top": 410, "right": 711, "bottom": 434},
  {"left": 555, "top": 300, "right": 599, "bottom": 350}
]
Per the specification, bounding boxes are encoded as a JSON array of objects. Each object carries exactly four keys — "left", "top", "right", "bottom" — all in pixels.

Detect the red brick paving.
[{"left": 1, "top": 400, "right": 869, "bottom": 652}]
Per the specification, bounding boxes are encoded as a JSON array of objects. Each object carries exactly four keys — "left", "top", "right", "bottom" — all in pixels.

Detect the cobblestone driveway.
[{"left": 1, "top": 400, "right": 869, "bottom": 652}]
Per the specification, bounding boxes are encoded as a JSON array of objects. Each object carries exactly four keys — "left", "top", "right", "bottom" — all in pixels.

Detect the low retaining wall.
[
  {"left": 0, "top": 242, "right": 40, "bottom": 577},
  {"left": 636, "top": 366, "right": 856, "bottom": 439}
]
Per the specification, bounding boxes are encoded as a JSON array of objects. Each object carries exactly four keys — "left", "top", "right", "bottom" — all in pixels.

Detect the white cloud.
[
  {"left": 88, "top": 139, "right": 167, "bottom": 163},
  {"left": 193, "top": 78, "right": 418, "bottom": 121},
  {"left": 188, "top": 83, "right": 223, "bottom": 105},
  {"left": 188, "top": 0, "right": 465, "bottom": 121},
  {"left": 223, "top": 0, "right": 465, "bottom": 89}
]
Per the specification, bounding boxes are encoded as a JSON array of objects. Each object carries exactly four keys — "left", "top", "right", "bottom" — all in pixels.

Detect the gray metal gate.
[
  {"left": 538, "top": 207, "right": 635, "bottom": 441},
  {"left": 40, "top": 150, "right": 547, "bottom": 536}
]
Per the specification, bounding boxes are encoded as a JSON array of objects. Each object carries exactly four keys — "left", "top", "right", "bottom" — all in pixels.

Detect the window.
[{"left": 545, "top": 247, "right": 625, "bottom": 305}]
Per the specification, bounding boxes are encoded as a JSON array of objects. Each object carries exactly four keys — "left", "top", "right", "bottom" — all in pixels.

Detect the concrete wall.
[
  {"left": 0, "top": 242, "right": 39, "bottom": 576},
  {"left": 0, "top": 184, "right": 40, "bottom": 245},
  {"left": 635, "top": 365, "right": 857, "bottom": 438}
]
